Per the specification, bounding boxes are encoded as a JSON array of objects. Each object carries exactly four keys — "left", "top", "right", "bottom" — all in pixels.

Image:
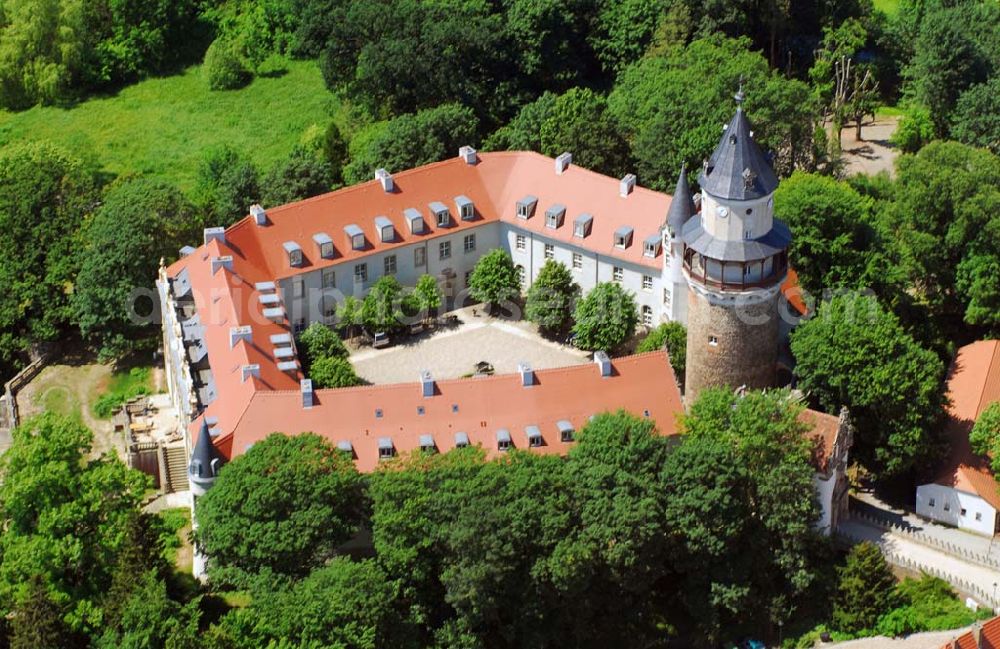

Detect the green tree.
[
  {"left": 0, "top": 413, "right": 150, "bottom": 632},
  {"left": 203, "top": 37, "right": 252, "bottom": 90},
  {"left": 297, "top": 322, "right": 348, "bottom": 373},
  {"left": 903, "top": 7, "right": 990, "bottom": 136},
  {"left": 194, "top": 145, "right": 260, "bottom": 226},
  {"left": 670, "top": 389, "right": 822, "bottom": 641},
  {"left": 608, "top": 35, "right": 816, "bottom": 189},
  {"left": 94, "top": 570, "right": 201, "bottom": 649},
  {"left": 774, "top": 172, "right": 885, "bottom": 297},
  {"left": 321, "top": 120, "right": 348, "bottom": 183},
  {"left": 571, "top": 283, "right": 638, "bottom": 352},
  {"left": 524, "top": 260, "right": 579, "bottom": 335},
  {"left": 790, "top": 294, "right": 946, "bottom": 476},
  {"left": 362, "top": 275, "right": 404, "bottom": 333},
  {"left": 413, "top": 274, "right": 442, "bottom": 322},
  {"left": 194, "top": 433, "right": 365, "bottom": 585},
  {"left": 591, "top": 0, "right": 671, "bottom": 74},
  {"left": 970, "top": 402, "right": 1000, "bottom": 475},
  {"left": 337, "top": 295, "right": 363, "bottom": 339},
  {"left": 261, "top": 145, "right": 336, "bottom": 206},
  {"left": 833, "top": 541, "right": 899, "bottom": 633},
  {"left": 489, "top": 87, "right": 631, "bottom": 176},
  {"left": 0, "top": 0, "right": 85, "bottom": 108},
  {"left": 951, "top": 79, "right": 1000, "bottom": 155},
  {"left": 0, "top": 142, "right": 95, "bottom": 372},
  {"left": 9, "top": 575, "right": 71, "bottom": 649},
  {"left": 215, "top": 558, "right": 413, "bottom": 649},
  {"left": 310, "top": 356, "right": 364, "bottom": 389},
  {"left": 343, "top": 104, "right": 479, "bottom": 185},
  {"left": 468, "top": 249, "right": 521, "bottom": 314},
  {"left": 636, "top": 321, "right": 686, "bottom": 377},
  {"left": 73, "top": 178, "right": 198, "bottom": 359}
]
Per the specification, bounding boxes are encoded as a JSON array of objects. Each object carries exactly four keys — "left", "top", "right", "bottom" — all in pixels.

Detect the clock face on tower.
[{"left": 716, "top": 206, "right": 729, "bottom": 218}]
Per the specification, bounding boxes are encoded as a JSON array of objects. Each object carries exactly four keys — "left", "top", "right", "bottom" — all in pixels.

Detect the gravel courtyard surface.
[
  {"left": 350, "top": 313, "right": 591, "bottom": 384},
  {"left": 824, "top": 627, "right": 972, "bottom": 649}
]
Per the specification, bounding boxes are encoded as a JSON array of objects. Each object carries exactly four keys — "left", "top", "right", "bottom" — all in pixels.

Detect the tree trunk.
[{"left": 855, "top": 117, "right": 863, "bottom": 142}]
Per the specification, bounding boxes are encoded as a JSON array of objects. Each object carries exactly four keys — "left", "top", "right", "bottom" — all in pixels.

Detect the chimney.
[
  {"left": 250, "top": 204, "right": 267, "bottom": 226},
  {"left": 301, "top": 379, "right": 314, "bottom": 408},
  {"left": 594, "top": 351, "right": 612, "bottom": 377},
  {"left": 229, "top": 325, "right": 252, "bottom": 348},
  {"left": 375, "top": 168, "right": 394, "bottom": 192},
  {"left": 420, "top": 370, "right": 434, "bottom": 397},
  {"left": 972, "top": 623, "right": 982, "bottom": 648},
  {"left": 203, "top": 226, "right": 226, "bottom": 246},
  {"left": 459, "top": 145, "right": 478, "bottom": 164},
  {"left": 555, "top": 152, "right": 572, "bottom": 175},
  {"left": 210, "top": 255, "right": 233, "bottom": 275},
  {"left": 241, "top": 364, "right": 260, "bottom": 382},
  {"left": 517, "top": 362, "right": 534, "bottom": 387},
  {"left": 619, "top": 173, "right": 636, "bottom": 197}
]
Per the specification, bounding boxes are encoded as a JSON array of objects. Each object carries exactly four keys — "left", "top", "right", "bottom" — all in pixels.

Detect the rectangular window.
[
  {"left": 961, "top": 508, "right": 968, "bottom": 517},
  {"left": 464, "top": 234, "right": 476, "bottom": 253},
  {"left": 436, "top": 210, "right": 450, "bottom": 227},
  {"left": 289, "top": 249, "right": 303, "bottom": 266},
  {"left": 546, "top": 214, "right": 558, "bottom": 229},
  {"left": 642, "top": 306, "right": 653, "bottom": 326},
  {"left": 572, "top": 253, "right": 582, "bottom": 270},
  {"left": 415, "top": 247, "right": 426, "bottom": 267},
  {"left": 292, "top": 277, "right": 304, "bottom": 298},
  {"left": 976, "top": 512, "right": 983, "bottom": 521},
  {"left": 384, "top": 255, "right": 397, "bottom": 275},
  {"left": 708, "top": 335, "right": 719, "bottom": 346},
  {"left": 614, "top": 235, "right": 627, "bottom": 249},
  {"left": 439, "top": 241, "right": 451, "bottom": 260},
  {"left": 613, "top": 266, "right": 623, "bottom": 282},
  {"left": 663, "top": 288, "right": 671, "bottom": 307},
  {"left": 516, "top": 234, "right": 526, "bottom": 251},
  {"left": 574, "top": 223, "right": 585, "bottom": 238},
  {"left": 461, "top": 203, "right": 474, "bottom": 220},
  {"left": 944, "top": 502, "right": 951, "bottom": 512},
  {"left": 464, "top": 270, "right": 471, "bottom": 287},
  {"left": 322, "top": 268, "right": 336, "bottom": 288},
  {"left": 642, "top": 275, "right": 653, "bottom": 291},
  {"left": 293, "top": 318, "right": 306, "bottom": 334},
  {"left": 320, "top": 241, "right": 334, "bottom": 259},
  {"left": 744, "top": 229, "right": 753, "bottom": 240},
  {"left": 929, "top": 498, "right": 936, "bottom": 507},
  {"left": 544, "top": 244, "right": 554, "bottom": 259},
  {"left": 354, "top": 263, "right": 367, "bottom": 283},
  {"left": 379, "top": 445, "right": 394, "bottom": 459}
]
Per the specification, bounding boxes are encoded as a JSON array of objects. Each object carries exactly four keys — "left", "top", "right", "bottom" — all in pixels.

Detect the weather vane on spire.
[{"left": 734, "top": 75, "right": 746, "bottom": 106}]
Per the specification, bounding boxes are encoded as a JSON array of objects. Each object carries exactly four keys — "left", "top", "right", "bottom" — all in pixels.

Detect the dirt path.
[
  {"left": 16, "top": 360, "right": 124, "bottom": 458},
  {"left": 839, "top": 116, "right": 901, "bottom": 177}
]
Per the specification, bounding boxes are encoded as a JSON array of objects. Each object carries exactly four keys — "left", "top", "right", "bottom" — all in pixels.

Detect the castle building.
[{"left": 680, "top": 89, "right": 791, "bottom": 399}]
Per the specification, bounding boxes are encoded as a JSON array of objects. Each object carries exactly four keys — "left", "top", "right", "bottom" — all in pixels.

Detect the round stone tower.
[{"left": 681, "top": 87, "right": 791, "bottom": 400}]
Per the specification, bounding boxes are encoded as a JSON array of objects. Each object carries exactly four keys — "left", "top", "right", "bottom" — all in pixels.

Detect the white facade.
[
  {"left": 916, "top": 483, "right": 998, "bottom": 536},
  {"left": 281, "top": 218, "right": 672, "bottom": 333}
]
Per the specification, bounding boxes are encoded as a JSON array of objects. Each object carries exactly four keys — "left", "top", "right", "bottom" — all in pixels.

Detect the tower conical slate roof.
[
  {"left": 188, "top": 419, "right": 221, "bottom": 480},
  {"left": 666, "top": 165, "right": 696, "bottom": 232},
  {"left": 698, "top": 87, "right": 779, "bottom": 201}
]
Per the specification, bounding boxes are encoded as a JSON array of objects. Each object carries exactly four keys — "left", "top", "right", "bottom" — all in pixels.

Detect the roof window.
[
  {"left": 545, "top": 204, "right": 566, "bottom": 229},
  {"left": 614, "top": 226, "right": 634, "bottom": 249},
  {"left": 574, "top": 214, "right": 593, "bottom": 238},
  {"left": 516, "top": 196, "right": 538, "bottom": 219},
  {"left": 283, "top": 241, "right": 303, "bottom": 267}
]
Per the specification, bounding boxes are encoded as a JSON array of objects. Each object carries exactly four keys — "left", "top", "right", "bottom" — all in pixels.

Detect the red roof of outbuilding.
[
  {"left": 942, "top": 615, "right": 1000, "bottom": 648},
  {"left": 932, "top": 340, "right": 1000, "bottom": 510}
]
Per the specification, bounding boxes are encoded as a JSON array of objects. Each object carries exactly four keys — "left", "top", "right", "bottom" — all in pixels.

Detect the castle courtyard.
[{"left": 349, "top": 308, "right": 591, "bottom": 384}]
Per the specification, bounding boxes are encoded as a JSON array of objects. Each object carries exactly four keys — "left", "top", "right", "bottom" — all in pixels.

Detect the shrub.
[
  {"left": 92, "top": 368, "right": 152, "bottom": 419},
  {"left": 636, "top": 322, "right": 686, "bottom": 377},
  {"left": 297, "top": 323, "right": 348, "bottom": 372},
  {"left": 310, "top": 357, "right": 364, "bottom": 389},
  {"left": 204, "top": 38, "right": 252, "bottom": 91},
  {"left": 891, "top": 105, "right": 935, "bottom": 154}
]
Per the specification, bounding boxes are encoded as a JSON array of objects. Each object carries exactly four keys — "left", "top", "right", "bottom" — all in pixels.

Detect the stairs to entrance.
[{"left": 164, "top": 445, "right": 189, "bottom": 493}]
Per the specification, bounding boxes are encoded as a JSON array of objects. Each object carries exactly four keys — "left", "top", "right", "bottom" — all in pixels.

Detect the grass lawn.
[
  {"left": 874, "top": 0, "right": 900, "bottom": 16},
  {"left": 0, "top": 60, "right": 341, "bottom": 191},
  {"left": 90, "top": 365, "right": 155, "bottom": 419}
]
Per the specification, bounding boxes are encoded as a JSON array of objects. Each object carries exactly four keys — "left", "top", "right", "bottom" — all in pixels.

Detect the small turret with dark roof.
[
  {"left": 188, "top": 419, "right": 224, "bottom": 496},
  {"left": 698, "top": 86, "right": 779, "bottom": 202},
  {"left": 666, "top": 165, "right": 696, "bottom": 234}
]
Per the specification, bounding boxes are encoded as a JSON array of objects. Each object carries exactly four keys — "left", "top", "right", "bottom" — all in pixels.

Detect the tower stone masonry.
[{"left": 681, "top": 87, "right": 791, "bottom": 400}]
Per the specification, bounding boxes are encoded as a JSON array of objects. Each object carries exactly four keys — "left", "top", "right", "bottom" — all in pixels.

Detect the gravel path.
[{"left": 840, "top": 116, "right": 901, "bottom": 177}]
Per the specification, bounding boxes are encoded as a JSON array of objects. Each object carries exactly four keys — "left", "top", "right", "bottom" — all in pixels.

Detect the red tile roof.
[
  {"left": 801, "top": 408, "right": 841, "bottom": 473},
  {"left": 942, "top": 615, "right": 1000, "bottom": 648},
  {"left": 933, "top": 340, "right": 1000, "bottom": 510},
  {"left": 168, "top": 151, "right": 672, "bottom": 283}
]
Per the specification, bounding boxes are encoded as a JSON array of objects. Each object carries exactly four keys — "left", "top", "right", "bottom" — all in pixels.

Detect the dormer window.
[
  {"left": 574, "top": 213, "right": 593, "bottom": 238},
  {"left": 374, "top": 216, "right": 394, "bottom": 243},
  {"left": 614, "top": 226, "right": 633, "bottom": 249},
  {"left": 557, "top": 420, "right": 574, "bottom": 442},
  {"left": 404, "top": 208, "right": 424, "bottom": 234},
  {"left": 419, "top": 434, "right": 436, "bottom": 453},
  {"left": 643, "top": 234, "right": 661, "bottom": 258},
  {"left": 516, "top": 195, "right": 538, "bottom": 219},
  {"left": 456, "top": 195, "right": 475, "bottom": 220},
  {"left": 455, "top": 432, "right": 470, "bottom": 448},
  {"left": 313, "top": 233, "right": 334, "bottom": 259},
  {"left": 429, "top": 201, "right": 451, "bottom": 227},
  {"left": 283, "top": 241, "right": 303, "bottom": 267},
  {"left": 545, "top": 204, "right": 566, "bottom": 229},
  {"left": 497, "top": 429, "right": 512, "bottom": 452},
  {"left": 525, "top": 425, "right": 542, "bottom": 448},
  {"left": 344, "top": 224, "right": 365, "bottom": 250},
  {"left": 378, "top": 438, "right": 395, "bottom": 460}
]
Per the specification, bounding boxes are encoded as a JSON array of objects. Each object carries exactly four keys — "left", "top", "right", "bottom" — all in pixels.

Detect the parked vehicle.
[{"left": 372, "top": 331, "right": 391, "bottom": 348}]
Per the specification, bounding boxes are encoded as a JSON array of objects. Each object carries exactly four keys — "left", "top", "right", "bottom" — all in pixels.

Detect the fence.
[
  {"left": 849, "top": 499, "right": 1000, "bottom": 572},
  {"left": 836, "top": 525, "right": 1000, "bottom": 610},
  {"left": 0, "top": 349, "right": 57, "bottom": 433}
]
